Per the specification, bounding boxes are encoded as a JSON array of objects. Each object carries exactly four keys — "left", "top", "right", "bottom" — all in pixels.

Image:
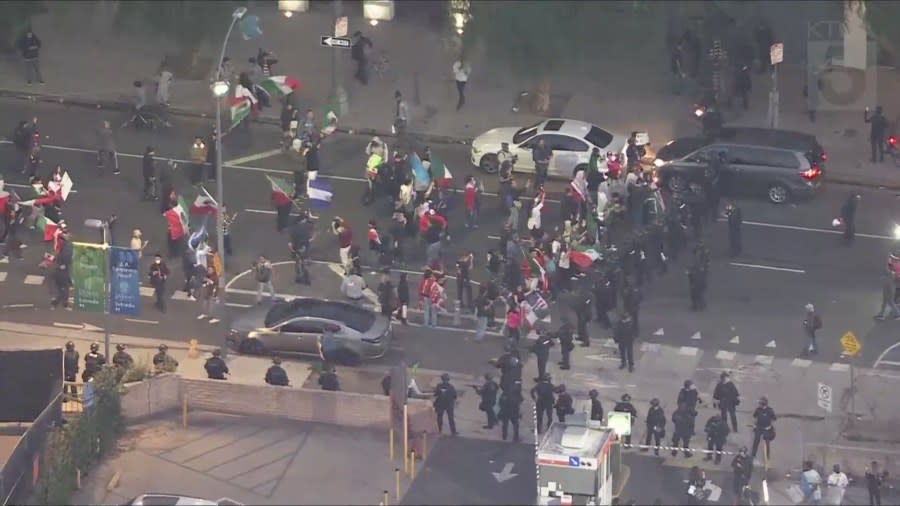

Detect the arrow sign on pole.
[
  {"left": 320, "top": 36, "right": 351, "bottom": 48},
  {"left": 492, "top": 462, "right": 518, "bottom": 483}
]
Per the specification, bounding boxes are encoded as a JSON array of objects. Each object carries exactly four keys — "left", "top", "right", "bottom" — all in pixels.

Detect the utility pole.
[
  {"left": 332, "top": 0, "right": 349, "bottom": 117},
  {"left": 767, "top": 43, "right": 783, "bottom": 129}
]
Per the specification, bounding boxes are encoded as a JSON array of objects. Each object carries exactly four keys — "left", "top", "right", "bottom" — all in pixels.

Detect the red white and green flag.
[
  {"left": 35, "top": 213, "right": 59, "bottom": 242},
  {"left": 259, "top": 75, "right": 301, "bottom": 97},
  {"left": 190, "top": 186, "right": 218, "bottom": 216},
  {"left": 525, "top": 252, "right": 548, "bottom": 291},
  {"left": 569, "top": 244, "right": 601, "bottom": 270},
  {"left": 267, "top": 175, "right": 294, "bottom": 207},
  {"left": 229, "top": 96, "right": 251, "bottom": 129},
  {"left": 164, "top": 196, "right": 190, "bottom": 240}
]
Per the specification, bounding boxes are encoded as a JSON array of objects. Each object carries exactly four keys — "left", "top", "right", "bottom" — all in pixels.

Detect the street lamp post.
[
  {"left": 212, "top": 6, "right": 248, "bottom": 355},
  {"left": 84, "top": 218, "right": 111, "bottom": 359}
]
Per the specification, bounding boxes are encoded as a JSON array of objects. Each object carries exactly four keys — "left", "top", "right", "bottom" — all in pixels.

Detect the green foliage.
[
  {"left": 113, "top": 0, "right": 238, "bottom": 49},
  {"left": 120, "top": 355, "right": 152, "bottom": 384},
  {"left": 0, "top": 1, "right": 47, "bottom": 51},
  {"left": 30, "top": 367, "right": 123, "bottom": 505},
  {"left": 862, "top": 1, "right": 900, "bottom": 58}
]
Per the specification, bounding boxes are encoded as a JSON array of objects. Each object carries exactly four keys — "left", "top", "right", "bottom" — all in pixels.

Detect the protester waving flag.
[
  {"left": 164, "top": 196, "right": 190, "bottom": 240},
  {"left": 267, "top": 175, "right": 294, "bottom": 207},
  {"left": 410, "top": 153, "right": 431, "bottom": 187},
  {"left": 259, "top": 75, "right": 301, "bottom": 98},
  {"left": 229, "top": 96, "right": 251, "bottom": 129},
  {"left": 432, "top": 155, "right": 452, "bottom": 189},
  {"left": 569, "top": 244, "right": 601, "bottom": 270},
  {"left": 190, "top": 186, "right": 218, "bottom": 216},
  {"left": 35, "top": 213, "right": 59, "bottom": 242},
  {"left": 307, "top": 179, "right": 333, "bottom": 209},
  {"left": 188, "top": 216, "right": 208, "bottom": 251}
]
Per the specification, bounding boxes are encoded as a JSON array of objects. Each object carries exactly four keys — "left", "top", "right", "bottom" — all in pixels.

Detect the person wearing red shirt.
[
  {"left": 463, "top": 175, "right": 479, "bottom": 229},
  {"left": 419, "top": 269, "right": 438, "bottom": 327}
]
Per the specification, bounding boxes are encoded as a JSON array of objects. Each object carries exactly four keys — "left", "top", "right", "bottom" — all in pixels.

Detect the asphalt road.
[{"left": 0, "top": 98, "right": 898, "bottom": 370}]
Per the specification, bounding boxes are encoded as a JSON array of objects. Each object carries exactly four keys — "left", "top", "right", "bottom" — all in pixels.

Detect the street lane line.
[
  {"left": 23, "top": 274, "right": 44, "bottom": 285},
  {"left": 640, "top": 342, "right": 660, "bottom": 352},
  {"left": 679, "top": 346, "right": 699, "bottom": 356},
  {"left": 729, "top": 262, "right": 805, "bottom": 274},
  {"left": 125, "top": 318, "right": 159, "bottom": 325},
  {"left": 171, "top": 292, "right": 192, "bottom": 301},
  {"left": 0, "top": 140, "right": 561, "bottom": 203},
  {"left": 829, "top": 362, "right": 850, "bottom": 372},
  {"left": 791, "top": 358, "right": 812, "bottom": 368},
  {"left": 4, "top": 303, "right": 34, "bottom": 308},
  {"left": 53, "top": 322, "right": 83, "bottom": 330},
  {"left": 225, "top": 149, "right": 284, "bottom": 166},
  {"left": 244, "top": 209, "right": 277, "bottom": 215},
  {"left": 0, "top": 272, "right": 6, "bottom": 282},
  {"left": 754, "top": 355, "right": 774, "bottom": 365},
  {"left": 715, "top": 350, "right": 736, "bottom": 361},
  {"left": 226, "top": 302, "right": 252, "bottom": 308},
  {"left": 738, "top": 219, "right": 892, "bottom": 241}
]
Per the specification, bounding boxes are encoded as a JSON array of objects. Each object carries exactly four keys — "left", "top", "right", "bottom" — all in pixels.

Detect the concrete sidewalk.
[{"left": 4, "top": 4, "right": 900, "bottom": 189}]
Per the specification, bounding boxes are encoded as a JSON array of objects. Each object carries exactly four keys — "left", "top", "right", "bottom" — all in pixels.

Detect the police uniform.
[
  {"left": 83, "top": 344, "right": 106, "bottom": 382},
  {"left": 433, "top": 375, "right": 458, "bottom": 435},
  {"left": 589, "top": 390, "right": 604, "bottom": 421},
  {"left": 554, "top": 385, "right": 574, "bottom": 423},
  {"left": 204, "top": 352, "right": 229, "bottom": 380},
  {"left": 265, "top": 358, "right": 290, "bottom": 386},
  {"left": 498, "top": 382, "right": 523, "bottom": 442},
  {"left": 557, "top": 323, "right": 575, "bottom": 370},
  {"left": 531, "top": 376, "right": 555, "bottom": 433},
  {"left": 476, "top": 374, "right": 499, "bottom": 429},
  {"left": 530, "top": 332, "right": 554, "bottom": 381},
  {"left": 64, "top": 342, "right": 79, "bottom": 395},
  {"left": 319, "top": 368, "right": 340, "bottom": 391}
]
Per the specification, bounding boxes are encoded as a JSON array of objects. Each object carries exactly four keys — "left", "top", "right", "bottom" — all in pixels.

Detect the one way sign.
[{"left": 321, "top": 36, "right": 351, "bottom": 48}]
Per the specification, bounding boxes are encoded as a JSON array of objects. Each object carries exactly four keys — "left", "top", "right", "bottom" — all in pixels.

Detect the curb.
[{"left": 0, "top": 88, "right": 474, "bottom": 146}]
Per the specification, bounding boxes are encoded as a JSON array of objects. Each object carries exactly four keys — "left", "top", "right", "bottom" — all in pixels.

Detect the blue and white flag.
[
  {"left": 410, "top": 153, "right": 431, "bottom": 188},
  {"left": 188, "top": 215, "right": 208, "bottom": 251},
  {"left": 308, "top": 179, "right": 333, "bottom": 209}
]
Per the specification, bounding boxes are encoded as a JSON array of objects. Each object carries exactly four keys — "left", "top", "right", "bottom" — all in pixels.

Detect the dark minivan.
[{"left": 654, "top": 127, "right": 826, "bottom": 204}]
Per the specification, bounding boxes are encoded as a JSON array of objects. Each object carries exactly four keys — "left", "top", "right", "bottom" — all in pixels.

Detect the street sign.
[
  {"left": 770, "top": 42, "right": 784, "bottom": 65},
  {"left": 607, "top": 411, "right": 631, "bottom": 437},
  {"left": 568, "top": 456, "right": 580, "bottom": 467},
  {"left": 335, "top": 16, "right": 348, "bottom": 38},
  {"left": 840, "top": 331, "right": 861, "bottom": 356},
  {"left": 320, "top": 36, "right": 351, "bottom": 49},
  {"left": 817, "top": 382, "right": 832, "bottom": 413}
]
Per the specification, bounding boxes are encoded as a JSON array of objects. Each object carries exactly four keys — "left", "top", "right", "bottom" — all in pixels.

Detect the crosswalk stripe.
[
  {"left": 791, "top": 358, "right": 812, "bottom": 368},
  {"left": 171, "top": 292, "right": 192, "bottom": 301},
  {"left": 139, "top": 286, "right": 155, "bottom": 297},
  {"left": 715, "top": 350, "right": 736, "bottom": 361},
  {"left": 0, "top": 272, "right": 7, "bottom": 282},
  {"left": 754, "top": 355, "right": 774, "bottom": 365},
  {"left": 23, "top": 275, "right": 44, "bottom": 285},
  {"left": 679, "top": 346, "right": 699, "bottom": 356},
  {"left": 829, "top": 362, "right": 850, "bottom": 372},
  {"left": 640, "top": 342, "right": 660, "bottom": 353}
]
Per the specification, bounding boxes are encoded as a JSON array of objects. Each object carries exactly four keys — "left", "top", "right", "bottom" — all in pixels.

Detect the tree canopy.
[{"left": 862, "top": 0, "right": 900, "bottom": 61}]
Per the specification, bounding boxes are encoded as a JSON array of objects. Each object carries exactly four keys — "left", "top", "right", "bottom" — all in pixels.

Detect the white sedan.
[{"left": 470, "top": 119, "right": 629, "bottom": 177}]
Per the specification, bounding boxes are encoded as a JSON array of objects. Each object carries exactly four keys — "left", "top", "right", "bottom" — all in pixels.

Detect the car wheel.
[
  {"left": 667, "top": 174, "right": 687, "bottom": 192},
  {"left": 768, "top": 184, "right": 790, "bottom": 204},
  {"left": 239, "top": 338, "right": 266, "bottom": 355},
  {"left": 573, "top": 164, "right": 588, "bottom": 177},
  {"left": 479, "top": 154, "right": 499, "bottom": 174},
  {"left": 326, "top": 347, "right": 362, "bottom": 366}
]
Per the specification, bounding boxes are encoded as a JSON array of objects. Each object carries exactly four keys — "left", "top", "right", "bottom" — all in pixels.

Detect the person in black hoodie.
[
  {"left": 704, "top": 414, "right": 730, "bottom": 464},
  {"left": 642, "top": 398, "right": 666, "bottom": 455},
  {"left": 671, "top": 402, "right": 695, "bottom": 458},
  {"left": 713, "top": 372, "right": 740, "bottom": 432},
  {"left": 588, "top": 389, "right": 604, "bottom": 421},
  {"left": 394, "top": 272, "right": 409, "bottom": 325},
  {"left": 554, "top": 384, "right": 574, "bottom": 423},
  {"left": 17, "top": 29, "right": 43, "bottom": 85}
]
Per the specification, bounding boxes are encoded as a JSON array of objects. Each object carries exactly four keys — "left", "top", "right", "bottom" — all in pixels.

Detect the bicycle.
[{"left": 121, "top": 105, "right": 172, "bottom": 130}]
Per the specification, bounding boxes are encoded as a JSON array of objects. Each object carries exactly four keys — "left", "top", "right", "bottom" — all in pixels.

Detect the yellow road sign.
[{"left": 840, "top": 331, "right": 861, "bottom": 356}]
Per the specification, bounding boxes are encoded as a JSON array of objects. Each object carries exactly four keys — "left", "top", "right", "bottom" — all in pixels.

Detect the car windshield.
[
  {"left": 660, "top": 137, "right": 707, "bottom": 160},
  {"left": 265, "top": 300, "right": 376, "bottom": 332},
  {"left": 584, "top": 126, "right": 614, "bottom": 148},
  {"left": 512, "top": 122, "right": 541, "bottom": 144}
]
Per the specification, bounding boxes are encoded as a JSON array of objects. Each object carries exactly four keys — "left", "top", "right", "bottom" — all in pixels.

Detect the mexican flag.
[
  {"left": 569, "top": 244, "right": 601, "bottom": 270},
  {"left": 432, "top": 155, "right": 452, "bottom": 190},
  {"left": 35, "top": 213, "right": 59, "bottom": 242},
  {"left": 525, "top": 253, "right": 548, "bottom": 291},
  {"left": 230, "top": 96, "right": 251, "bottom": 129},
  {"left": 164, "top": 196, "right": 190, "bottom": 240},
  {"left": 259, "top": 75, "right": 301, "bottom": 97},
  {"left": 267, "top": 175, "right": 294, "bottom": 207},
  {"left": 190, "top": 187, "right": 218, "bottom": 216}
]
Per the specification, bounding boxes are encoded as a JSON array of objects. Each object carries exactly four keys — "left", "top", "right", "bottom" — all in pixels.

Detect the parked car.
[
  {"left": 227, "top": 298, "right": 392, "bottom": 365},
  {"left": 654, "top": 127, "right": 826, "bottom": 204},
  {"left": 126, "top": 494, "right": 234, "bottom": 506},
  {"left": 471, "top": 119, "right": 629, "bottom": 177}
]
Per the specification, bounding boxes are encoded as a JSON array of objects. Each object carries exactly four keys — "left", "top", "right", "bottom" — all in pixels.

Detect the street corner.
[{"left": 402, "top": 437, "right": 536, "bottom": 506}]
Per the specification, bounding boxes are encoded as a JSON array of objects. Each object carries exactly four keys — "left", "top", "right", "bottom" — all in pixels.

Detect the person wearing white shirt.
[
  {"left": 195, "top": 240, "right": 210, "bottom": 269},
  {"left": 800, "top": 461, "right": 823, "bottom": 505},
  {"left": 825, "top": 465, "right": 849, "bottom": 505},
  {"left": 452, "top": 57, "right": 471, "bottom": 110},
  {"left": 341, "top": 271, "right": 367, "bottom": 303}
]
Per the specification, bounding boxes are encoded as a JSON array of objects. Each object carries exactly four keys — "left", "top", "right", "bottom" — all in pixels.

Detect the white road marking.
[
  {"left": 602, "top": 338, "right": 617, "bottom": 348},
  {"left": 729, "top": 262, "right": 805, "bottom": 274},
  {"left": 4, "top": 303, "right": 34, "bottom": 308},
  {"left": 125, "top": 318, "right": 159, "bottom": 325},
  {"left": 224, "top": 149, "right": 284, "bottom": 166},
  {"left": 829, "top": 362, "right": 850, "bottom": 372},
  {"left": 53, "top": 322, "right": 83, "bottom": 330},
  {"left": 729, "top": 336, "right": 740, "bottom": 344},
  {"left": 739, "top": 219, "right": 893, "bottom": 241},
  {"left": 244, "top": 208, "right": 277, "bottom": 215},
  {"left": 754, "top": 355, "right": 774, "bottom": 365},
  {"left": 679, "top": 346, "right": 699, "bottom": 356},
  {"left": 653, "top": 328, "right": 664, "bottom": 336},
  {"left": 715, "top": 350, "right": 736, "bottom": 361},
  {"left": 690, "top": 331, "right": 702, "bottom": 340},
  {"left": 208, "top": 318, "right": 221, "bottom": 324},
  {"left": 0, "top": 140, "right": 562, "bottom": 202},
  {"left": 138, "top": 286, "right": 155, "bottom": 297},
  {"left": 226, "top": 302, "right": 252, "bottom": 308},
  {"left": 171, "top": 292, "right": 193, "bottom": 301},
  {"left": 765, "top": 340, "right": 777, "bottom": 348},
  {"left": 23, "top": 274, "right": 44, "bottom": 285},
  {"left": 0, "top": 257, "right": 8, "bottom": 264},
  {"left": 0, "top": 272, "right": 6, "bottom": 282},
  {"left": 640, "top": 342, "right": 660, "bottom": 352},
  {"left": 791, "top": 358, "right": 812, "bottom": 368},
  {"left": 585, "top": 354, "right": 619, "bottom": 361},
  {"left": 488, "top": 235, "right": 501, "bottom": 240}
]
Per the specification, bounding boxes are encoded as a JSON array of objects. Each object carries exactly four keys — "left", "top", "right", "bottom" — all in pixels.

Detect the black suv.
[{"left": 653, "top": 127, "right": 826, "bottom": 204}]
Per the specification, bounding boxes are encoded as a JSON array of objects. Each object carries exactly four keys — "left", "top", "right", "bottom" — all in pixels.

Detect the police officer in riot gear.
[
  {"left": 530, "top": 327, "right": 554, "bottom": 381},
  {"left": 498, "top": 380, "right": 523, "bottom": 442},
  {"left": 64, "top": 341, "right": 79, "bottom": 395},
  {"left": 112, "top": 344, "right": 134, "bottom": 370},
  {"left": 688, "top": 264, "right": 707, "bottom": 311},
  {"left": 704, "top": 414, "right": 730, "bottom": 464},
  {"left": 204, "top": 349, "right": 229, "bottom": 380},
  {"left": 475, "top": 373, "right": 499, "bottom": 429},
  {"left": 153, "top": 344, "right": 177, "bottom": 371},
  {"left": 678, "top": 379, "right": 703, "bottom": 415},
  {"left": 671, "top": 402, "right": 696, "bottom": 458},
  {"left": 592, "top": 273, "right": 614, "bottom": 329},
  {"left": 613, "top": 394, "right": 638, "bottom": 445},
  {"left": 574, "top": 294, "right": 592, "bottom": 346},
  {"left": 751, "top": 397, "right": 776, "bottom": 459},
  {"left": 613, "top": 312, "right": 636, "bottom": 372},
  {"left": 265, "top": 356, "right": 290, "bottom": 386},
  {"left": 554, "top": 384, "right": 574, "bottom": 423},
  {"left": 319, "top": 363, "right": 340, "bottom": 391},
  {"left": 83, "top": 342, "right": 106, "bottom": 382},
  {"left": 643, "top": 398, "right": 666, "bottom": 455},
  {"left": 556, "top": 320, "right": 575, "bottom": 370},
  {"left": 531, "top": 373, "right": 556, "bottom": 433},
  {"left": 713, "top": 371, "right": 741, "bottom": 432},
  {"left": 434, "top": 373, "right": 459, "bottom": 435},
  {"left": 589, "top": 389, "right": 604, "bottom": 421},
  {"left": 493, "top": 344, "right": 523, "bottom": 392}
]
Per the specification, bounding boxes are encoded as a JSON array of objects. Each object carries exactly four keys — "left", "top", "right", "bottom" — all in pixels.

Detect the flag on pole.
[
  {"left": 229, "top": 96, "right": 251, "bottom": 129},
  {"left": 60, "top": 172, "right": 74, "bottom": 201},
  {"left": 525, "top": 252, "right": 548, "bottom": 290},
  {"left": 569, "top": 244, "right": 601, "bottom": 270},
  {"left": 432, "top": 156, "right": 452, "bottom": 188},
  {"left": 188, "top": 216, "right": 208, "bottom": 251},
  {"left": 307, "top": 179, "right": 333, "bottom": 209},
  {"left": 267, "top": 175, "right": 294, "bottom": 207},
  {"left": 190, "top": 187, "right": 218, "bottom": 216},
  {"left": 164, "top": 196, "right": 190, "bottom": 240},
  {"left": 259, "top": 75, "right": 301, "bottom": 97},
  {"left": 35, "top": 213, "right": 59, "bottom": 242}
]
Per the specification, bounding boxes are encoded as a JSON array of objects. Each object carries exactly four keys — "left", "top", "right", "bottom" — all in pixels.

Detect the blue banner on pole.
[{"left": 109, "top": 246, "right": 140, "bottom": 316}]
